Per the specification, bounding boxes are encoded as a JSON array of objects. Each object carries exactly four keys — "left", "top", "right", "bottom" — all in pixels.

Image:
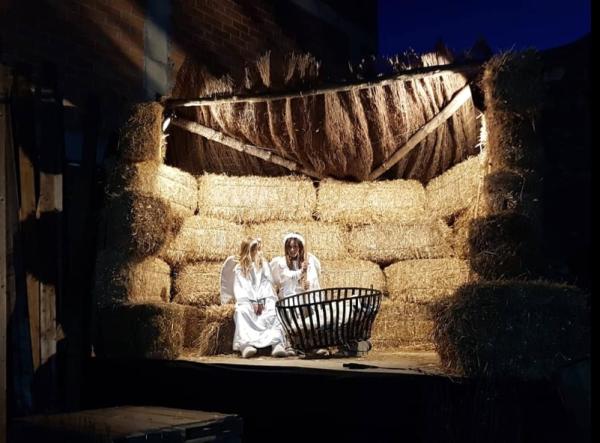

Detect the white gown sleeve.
[{"left": 233, "top": 267, "right": 255, "bottom": 304}]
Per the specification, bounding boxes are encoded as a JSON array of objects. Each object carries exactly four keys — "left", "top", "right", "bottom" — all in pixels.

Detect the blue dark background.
[{"left": 378, "top": 0, "right": 591, "bottom": 55}]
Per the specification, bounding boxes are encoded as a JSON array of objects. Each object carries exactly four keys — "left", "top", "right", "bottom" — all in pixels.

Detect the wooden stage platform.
[{"left": 79, "top": 351, "right": 579, "bottom": 443}]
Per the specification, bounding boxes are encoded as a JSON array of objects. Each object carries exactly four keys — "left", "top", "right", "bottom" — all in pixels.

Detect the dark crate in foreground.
[{"left": 10, "top": 405, "right": 242, "bottom": 442}]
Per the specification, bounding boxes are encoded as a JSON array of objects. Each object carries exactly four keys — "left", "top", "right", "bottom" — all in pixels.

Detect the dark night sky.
[{"left": 378, "top": 0, "right": 591, "bottom": 56}]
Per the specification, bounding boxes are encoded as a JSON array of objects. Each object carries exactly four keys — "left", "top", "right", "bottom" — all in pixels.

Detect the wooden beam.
[
  {"left": 171, "top": 117, "right": 322, "bottom": 179},
  {"left": 165, "top": 62, "right": 480, "bottom": 108},
  {"left": 368, "top": 84, "right": 473, "bottom": 180}
]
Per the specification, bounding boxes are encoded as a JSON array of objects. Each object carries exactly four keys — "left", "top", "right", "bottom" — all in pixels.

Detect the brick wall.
[
  {"left": 1, "top": 0, "right": 377, "bottom": 134},
  {"left": 1, "top": 0, "right": 145, "bottom": 115}
]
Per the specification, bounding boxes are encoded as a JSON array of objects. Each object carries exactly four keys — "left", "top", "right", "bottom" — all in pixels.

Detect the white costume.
[
  {"left": 270, "top": 253, "right": 321, "bottom": 299},
  {"left": 231, "top": 260, "right": 287, "bottom": 352}
]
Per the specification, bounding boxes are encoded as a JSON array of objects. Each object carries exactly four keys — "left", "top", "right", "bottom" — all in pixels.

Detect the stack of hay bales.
[
  {"left": 174, "top": 174, "right": 327, "bottom": 355},
  {"left": 430, "top": 51, "right": 590, "bottom": 379},
  {"left": 315, "top": 178, "right": 461, "bottom": 351},
  {"left": 357, "top": 148, "right": 488, "bottom": 351},
  {"left": 469, "top": 50, "right": 545, "bottom": 279},
  {"left": 171, "top": 174, "right": 318, "bottom": 356},
  {"left": 374, "top": 259, "right": 477, "bottom": 351},
  {"left": 94, "top": 102, "right": 198, "bottom": 360}
]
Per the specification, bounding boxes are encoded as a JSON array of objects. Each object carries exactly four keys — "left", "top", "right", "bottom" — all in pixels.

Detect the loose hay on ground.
[
  {"left": 161, "top": 216, "right": 245, "bottom": 266},
  {"left": 246, "top": 220, "right": 349, "bottom": 261},
  {"left": 198, "top": 174, "right": 316, "bottom": 223},
  {"left": 118, "top": 102, "right": 165, "bottom": 163},
  {"left": 108, "top": 161, "right": 198, "bottom": 217},
  {"left": 426, "top": 151, "right": 487, "bottom": 218},
  {"left": 320, "top": 259, "right": 386, "bottom": 293},
  {"left": 384, "top": 258, "right": 476, "bottom": 303},
  {"left": 431, "top": 281, "right": 590, "bottom": 379},
  {"left": 96, "top": 302, "right": 185, "bottom": 359},
  {"left": 93, "top": 250, "right": 171, "bottom": 307},
  {"left": 346, "top": 219, "right": 453, "bottom": 265},
  {"left": 173, "top": 262, "right": 222, "bottom": 306},
  {"left": 316, "top": 178, "right": 426, "bottom": 224}
]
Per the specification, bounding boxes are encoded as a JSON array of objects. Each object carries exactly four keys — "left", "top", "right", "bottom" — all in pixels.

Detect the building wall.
[{"left": 1, "top": 0, "right": 377, "bottom": 128}]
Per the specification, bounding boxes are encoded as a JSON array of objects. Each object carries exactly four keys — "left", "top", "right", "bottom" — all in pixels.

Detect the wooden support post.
[
  {"left": 64, "top": 94, "right": 99, "bottom": 410},
  {"left": 35, "top": 63, "right": 64, "bottom": 410},
  {"left": 12, "top": 68, "right": 40, "bottom": 373},
  {"left": 368, "top": 84, "right": 472, "bottom": 180},
  {"left": 171, "top": 117, "right": 322, "bottom": 179},
  {"left": 0, "top": 64, "right": 10, "bottom": 443},
  {"left": 4, "top": 68, "right": 33, "bottom": 417}
]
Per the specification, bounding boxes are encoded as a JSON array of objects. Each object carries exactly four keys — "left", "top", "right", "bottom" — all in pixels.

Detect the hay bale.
[
  {"left": 198, "top": 174, "right": 316, "bottom": 222},
  {"left": 482, "top": 51, "right": 544, "bottom": 170},
  {"left": 384, "top": 258, "right": 476, "bottom": 303},
  {"left": 246, "top": 220, "right": 349, "bottom": 261},
  {"left": 467, "top": 213, "right": 542, "bottom": 279},
  {"left": 426, "top": 151, "right": 487, "bottom": 217},
  {"left": 118, "top": 102, "right": 165, "bottom": 163},
  {"left": 96, "top": 302, "right": 185, "bottom": 359},
  {"left": 483, "top": 169, "right": 542, "bottom": 218},
  {"left": 482, "top": 50, "right": 544, "bottom": 115},
  {"left": 173, "top": 262, "right": 221, "bottom": 306},
  {"left": 104, "top": 192, "right": 184, "bottom": 257},
  {"left": 316, "top": 178, "right": 426, "bottom": 224},
  {"left": 448, "top": 208, "right": 476, "bottom": 259},
  {"left": 346, "top": 219, "right": 453, "bottom": 265},
  {"left": 93, "top": 250, "right": 171, "bottom": 307},
  {"left": 108, "top": 161, "right": 198, "bottom": 217},
  {"left": 160, "top": 216, "right": 245, "bottom": 266},
  {"left": 183, "top": 304, "right": 236, "bottom": 355},
  {"left": 320, "top": 259, "right": 385, "bottom": 292},
  {"left": 431, "top": 281, "right": 590, "bottom": 379},
  {"left": 370, "top": 299, "right": 435, "bottom": 351}
]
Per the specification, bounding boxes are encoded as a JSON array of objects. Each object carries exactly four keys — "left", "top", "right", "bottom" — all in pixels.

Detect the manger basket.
[{"left": 275, "top": 287, "right": 382, "bottom": 352}]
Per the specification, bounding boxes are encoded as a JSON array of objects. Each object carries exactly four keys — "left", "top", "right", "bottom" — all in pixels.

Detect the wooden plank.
[
  {"left": 368, "top": 84, "right": 472, "bottom": 180},
  {"left": 171, "top": 117, "right": 321, "bottom": 179},
  {"left": 166, "top": 61, "right": 480, "bottom": 107},
  {"left": 12, "top": 69, "right": 41, "bottom": 371},
  {"left": 0, "top": 63, "right": 11, "bottom": 443}
]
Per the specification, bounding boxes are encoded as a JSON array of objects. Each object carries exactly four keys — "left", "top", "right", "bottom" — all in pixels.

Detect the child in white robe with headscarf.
[
  {"left": 232, "top": 237, "right": 288, "bottom": 358},
  {"left": 270, "top": 232, "right": 329, "bottom": 355},
  {"left": 270, "top": 232, "right": 321, "bottom": 298}
]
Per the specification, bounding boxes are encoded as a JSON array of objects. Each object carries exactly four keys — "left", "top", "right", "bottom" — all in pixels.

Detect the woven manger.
[{"left": 276, "top": 287, "right": 381, "bottom": 352}]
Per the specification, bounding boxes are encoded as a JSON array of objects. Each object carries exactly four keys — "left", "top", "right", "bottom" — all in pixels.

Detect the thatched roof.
[{"left": 166, "top": 50, "right": 480, "bottom": 183}]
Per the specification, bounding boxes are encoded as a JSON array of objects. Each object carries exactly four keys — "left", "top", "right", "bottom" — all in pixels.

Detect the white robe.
[
  {"left": 232, "top": 261, "right": 286, "bottom": 352},
  {"left": 270, "top": 254, "right": 321, "bottom": 299}
]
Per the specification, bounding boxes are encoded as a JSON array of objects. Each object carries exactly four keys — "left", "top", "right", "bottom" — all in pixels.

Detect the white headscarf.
[{"left": 283, "top": 232, "right": 305, "bottom": 246}]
